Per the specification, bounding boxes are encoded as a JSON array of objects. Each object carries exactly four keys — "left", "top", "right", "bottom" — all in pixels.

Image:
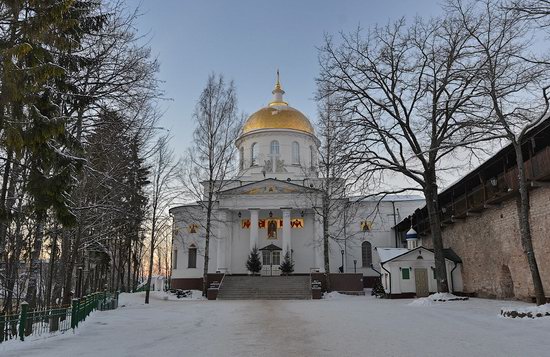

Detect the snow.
[
  {"left": 153, "top": 290, "right": 206, "bottom": 301},
  {"left": 376, "top": 247, "right": 409, "bottom": 262},
  {"left": 322, "top": 291, "right": 357, "bottom": 300},
  {"left": 1, "top": 293, "right": 549, "bottom": 357},
  {"left": 502, "top": 303, "right": 550, "bottom": 314},
  {"left": 409, "top": 293, "right": 468, "bottom": 306}
]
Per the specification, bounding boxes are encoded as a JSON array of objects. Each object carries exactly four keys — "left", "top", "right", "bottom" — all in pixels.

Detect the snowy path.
[{"left": 1, "top": 292, "right": 549, "bottom": 357}]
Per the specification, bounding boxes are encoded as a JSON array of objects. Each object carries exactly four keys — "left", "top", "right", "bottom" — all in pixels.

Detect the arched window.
[
  {"left": 292, "top": 141, "right": 300, "bottom": 164},
  {"left": 362, "top": 241, "right": 372, "bottom": 267},
  {"left": 251, "top": 143, "right": 258, "bottom": 166},
  {"left": 239, "top": 147, "right": 244, "bottom": 170},
  {"left": 270, "top": 140, "right": 280, "bottom": 155},
  {"left": 310, "top": 146, "right": 315, "bottom": 166},
  {"left": 188, "top": 244, "right": 197, "bottom": 268}
]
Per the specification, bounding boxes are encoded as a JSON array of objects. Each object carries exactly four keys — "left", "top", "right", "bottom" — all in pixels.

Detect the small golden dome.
[
  {"left": 242, "top": 105, "right": 315, "bottom": 135},
  {"left": 241, "top": 71, "right": 314, "bottom": 135}
]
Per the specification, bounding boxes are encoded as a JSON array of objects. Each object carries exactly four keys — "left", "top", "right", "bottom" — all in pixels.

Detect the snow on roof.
[
  {"left": 349, "top": 194, "right": 424, "bottom": 203},
  {"left": 376, "top": 248, "right": 410, "bottom": 263},
  {"left": 376, "top": 246, "right": 462, "bottom": 264}
]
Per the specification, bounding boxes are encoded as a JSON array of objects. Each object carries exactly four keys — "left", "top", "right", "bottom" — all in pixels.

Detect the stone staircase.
[{"left": 217, "top": 275, "right": 311, "bottom": 300}]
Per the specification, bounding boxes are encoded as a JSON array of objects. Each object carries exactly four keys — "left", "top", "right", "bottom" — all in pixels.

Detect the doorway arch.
[{"left": 499, "top": 264, "right": 514, "bottom": 299}]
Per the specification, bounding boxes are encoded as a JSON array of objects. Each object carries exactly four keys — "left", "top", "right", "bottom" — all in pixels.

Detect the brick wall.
[
  {"left": 423, "top": 187, "right": 550, "bottom": 301},
  {"left": 311, "top": 273, "right": 364, "bottom": 293}
]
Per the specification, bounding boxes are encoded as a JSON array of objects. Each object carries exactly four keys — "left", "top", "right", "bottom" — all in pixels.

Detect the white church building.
[{"left": 170, "top": 75, "right": 424, "bottom": 290}]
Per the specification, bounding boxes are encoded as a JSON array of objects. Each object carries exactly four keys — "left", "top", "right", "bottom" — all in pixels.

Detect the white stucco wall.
[
  {"left": 334, "top": 198, "right": 425, "bottom": 276},
  {"left": 236, "top": 129, "right": 319, "bottom": 180},
  {"left": 170, "top": 197, "right": 426, "bottom": 278},
  {"left": 379, "top": 248, "right": 464, "bottom": 295}
]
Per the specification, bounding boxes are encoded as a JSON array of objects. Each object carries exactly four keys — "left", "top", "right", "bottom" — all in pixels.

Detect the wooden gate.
[{"left": 414, "top": 268, "right": 429, "bottom": 297}]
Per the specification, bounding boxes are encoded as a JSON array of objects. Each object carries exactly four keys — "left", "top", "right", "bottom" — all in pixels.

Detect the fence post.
[
  {"left": 18, "top": 302, "right": 28, "bottom": 341},
  {"left": 74, "top": 298, "right": 80, "bottom": 327},
  {"left": 82, "top": 296, "right": 88, "bottom": 320}
]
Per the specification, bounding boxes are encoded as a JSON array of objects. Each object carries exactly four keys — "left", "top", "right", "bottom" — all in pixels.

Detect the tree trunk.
[
  {"left": 202, "top": 198, "right": 213, "bottom": 296},
  {"left": 424, "top": 171, "right": 449, "bottom": 293},
  {"left": 62, "top": 227, "right": 80, "bottom": 305},
  {"left": 45, "top": 229, "right": 58, "bottom": 307},
  {"left": 25, "top": 213, "right": 46, "bottom": 309},
  {"left": 145, "top": 210, "right": 157, "bottom": 304},
  {"left": 0, "top": 149, "right": 13, "bottom": 257},
  {"left": 322, "top": 194, "right": 331, "bottom": 291},
  {"left": 127, "top": 236, "right": 132, "bottom": 292},
  {"left": 514, "top": 143, "right": 546, "bottom": 305}
]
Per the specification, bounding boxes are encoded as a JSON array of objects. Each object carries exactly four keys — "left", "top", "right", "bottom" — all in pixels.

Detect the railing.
[{"left": 0, "top": 291, "right": 119, "bottom": 344}]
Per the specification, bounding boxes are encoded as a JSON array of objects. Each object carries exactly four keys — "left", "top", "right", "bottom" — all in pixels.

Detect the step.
[{"left": 217, "top": 276, "right": 312, "bottom": 300}]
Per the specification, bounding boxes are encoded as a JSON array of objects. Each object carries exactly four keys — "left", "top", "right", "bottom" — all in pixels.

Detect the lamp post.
[
  {"left": 353, "top": 260, "right": 357, "bottom": 273},
  {"left": 77, "top": 267, "right": 83, "bottom": 298},
  {"left": 340, "top": 250, "right": 345, "bottom": 273}
]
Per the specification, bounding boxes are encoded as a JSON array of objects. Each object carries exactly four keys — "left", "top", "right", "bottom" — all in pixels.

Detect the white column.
[
  {"left": 216, "top": 210, "right": 227, "bottom": 272},
  {"left": 282, "top": 209, "right": 292, "bottom": 257},
  {"left": 250, "top": 209, "right": 259, "bottom": 251},
  {"left": 313, "top": 213, "right": 325, "bottom": 272}
]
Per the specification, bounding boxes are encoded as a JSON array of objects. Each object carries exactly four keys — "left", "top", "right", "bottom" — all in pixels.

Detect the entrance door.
[
  {"left": 414, "top": 268, "right": 429, "bottom": 297},
  {"left": 261, "top": 251, "right": 281, "bottom": 276}
]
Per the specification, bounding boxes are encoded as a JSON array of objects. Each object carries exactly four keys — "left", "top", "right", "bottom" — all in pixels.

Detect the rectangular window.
[
  {"left": 272, "top": 252, "right": 281, "bottom": 265},
  {"left": 401, "top": 268, "right": 410, "bottom": 280},
  {"left": 262, "top": 251, "right": 271, "bottom": 265},
  {"left": 433, "top": 268, "right": 436, "bottom": 280},
  {"left": 188, "top": 248, "right": 197, "bottom": 268},
  {"left": 173, "top": 249, "right": 178, "bottom": 269}
]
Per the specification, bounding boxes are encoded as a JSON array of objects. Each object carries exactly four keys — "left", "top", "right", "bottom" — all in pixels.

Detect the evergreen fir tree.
[
  {"left": 279, "top": 251, "right": 294, "bottom": 275},
  {"left": 371, "top": 279, "right": 386, "bottom": 298},
  {"left": 245, "top": 247, "right": 262, "bottom": 275}
]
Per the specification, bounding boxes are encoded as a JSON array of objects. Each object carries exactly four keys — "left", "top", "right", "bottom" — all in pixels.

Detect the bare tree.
[
  {"left": 145, "top": 134, "right": 178, "bottom": 304},
  {"left": 181, "top": 74, "right": 242, "bottom": 296},
  {"left": 318, "top": 15, "right": 488, "bottom": 292},
  {"left": 508, "top": 0, "right": 550, "bottom": 24},
  {"left": 306, "top": 90, "right": 358, "bottom": 279},
  {"left": 450, "top": 0, "right": 549, "bottom": 305}
]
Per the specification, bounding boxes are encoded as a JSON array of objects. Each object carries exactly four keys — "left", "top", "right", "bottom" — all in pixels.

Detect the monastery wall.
[{"left": 422, "top": 187, "right": 550, "bottom": 301}]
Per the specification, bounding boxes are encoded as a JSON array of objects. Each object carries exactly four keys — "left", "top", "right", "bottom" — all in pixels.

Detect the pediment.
[{"left": 219, "top": 179, "right": 317, "bottom": 196}]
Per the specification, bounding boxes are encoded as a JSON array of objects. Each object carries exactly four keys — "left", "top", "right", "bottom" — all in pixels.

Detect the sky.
[{"left": 124, "top": 0, "right": 444, "bottom": 155}]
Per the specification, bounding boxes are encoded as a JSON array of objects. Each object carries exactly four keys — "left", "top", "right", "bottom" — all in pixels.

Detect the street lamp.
[
  {"left": 77, "top": 267, "right": 83, "bottom": 298},
  {"left": 340, "top": 250, "right": 345, "bottom": 273}
]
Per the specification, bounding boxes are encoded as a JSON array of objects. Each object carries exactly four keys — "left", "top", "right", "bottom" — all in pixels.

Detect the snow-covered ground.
[{"left": 1, "top": 292, "right": 549, "bottom": 357}]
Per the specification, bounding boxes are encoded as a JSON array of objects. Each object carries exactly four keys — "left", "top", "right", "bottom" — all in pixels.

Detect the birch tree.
[
  {"left": 181, "top": 74, "right": 242, "bottom": 295},
  {"left": 145, "top": 134, "right": 178, "bottom": 304},
  {"left": 306, "top": 89, "right": 358, "bottom": 278}
]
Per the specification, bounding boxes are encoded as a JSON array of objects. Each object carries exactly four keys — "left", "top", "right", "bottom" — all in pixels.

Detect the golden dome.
[
  {"left": 242, "top": 106, "right": 315, "bottom": 134},
  {"left": 241, "top": 71, "right": 315, "bottom": 135}
]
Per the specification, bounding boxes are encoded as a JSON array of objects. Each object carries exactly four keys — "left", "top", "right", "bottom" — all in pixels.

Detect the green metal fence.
[{"left": 0, "top": 291, "right": 119, "bottom": 344}]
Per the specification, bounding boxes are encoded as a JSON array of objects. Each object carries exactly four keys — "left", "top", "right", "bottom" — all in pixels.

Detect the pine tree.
[
  {"left": 245, "top": 247, "right": 262, "bottom": 275},
  {"left": 371, "top": 279, "right": 386, "bottom": 298},
  {"left": 279, "top": 251, "right": 294, "bottom": 275}
]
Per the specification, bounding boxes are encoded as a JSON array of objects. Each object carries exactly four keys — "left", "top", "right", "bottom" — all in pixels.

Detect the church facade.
[{"left": 170, "top": 75, "right": 424, "bottom": 289}]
